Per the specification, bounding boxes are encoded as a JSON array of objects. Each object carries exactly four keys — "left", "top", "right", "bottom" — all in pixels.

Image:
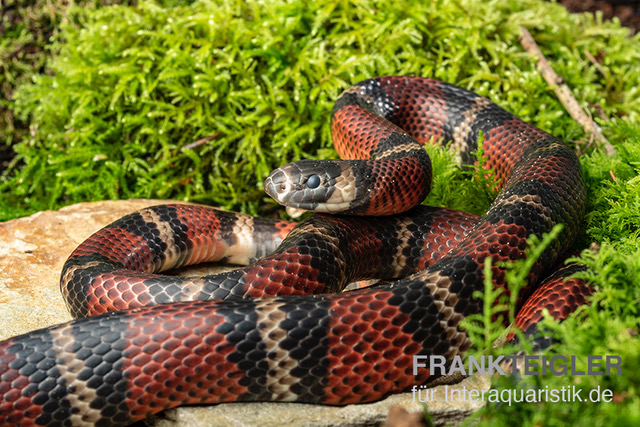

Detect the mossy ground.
[{"left": 0, "top": 0, "right": 639, "bottom": 425}]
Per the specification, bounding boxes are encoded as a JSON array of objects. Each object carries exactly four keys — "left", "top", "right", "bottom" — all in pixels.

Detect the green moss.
[
  {"left": 581, "top": 128, "right": 640, "bottom": 253},
  {"left": 0, "top": 0, "right": 140, "bottom": 160},
  {"left": 466, "top": 243, "right": 640, "bottom": 427},
  {"left": 1, "top": 1, "right": 639, "bottom": 424},
  {"left": 3, "top": 0, "right": 640, "bottom": 219},
  {"left": 462, "top": 120, "right": 640, "bottom": 426}
]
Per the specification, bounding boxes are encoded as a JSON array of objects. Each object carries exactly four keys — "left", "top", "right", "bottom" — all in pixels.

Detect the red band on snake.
[{"left": 0, "top": 76, "right": 587, "bottom": 426}]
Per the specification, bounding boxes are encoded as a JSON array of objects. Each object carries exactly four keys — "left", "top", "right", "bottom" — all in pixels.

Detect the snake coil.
[{"left": 0, "top": 76, "right": 587, "bottom": 426}]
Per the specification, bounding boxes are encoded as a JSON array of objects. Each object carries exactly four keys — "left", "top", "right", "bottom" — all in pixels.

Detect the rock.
[
  {"left": 0, "top": 199, "right": 168, "bottom": 340},
  {"left": 0, "top": 200, "right": 489, "bottom": 426},
  {"left": 148, "top": 374, "right": 488, "bottom": 427},
  {"left": 386, "top": 405, "right": 428, "bottom": 427}
]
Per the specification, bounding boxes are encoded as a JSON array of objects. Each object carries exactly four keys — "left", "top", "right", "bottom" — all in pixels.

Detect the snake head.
[{"left": 264, "top": 159, "right": 354, "bottom": 213}]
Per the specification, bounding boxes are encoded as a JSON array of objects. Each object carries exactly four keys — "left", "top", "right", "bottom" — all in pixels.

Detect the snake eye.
[{"left": 306, "top": 174, "right": 321, "bottom": 189}]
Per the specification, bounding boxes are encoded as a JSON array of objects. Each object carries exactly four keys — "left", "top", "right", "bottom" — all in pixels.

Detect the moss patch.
[
  {"left": 2, "top": 0, "right": 639, "bottom": 220},
  {"left": 1, "top": 1, "right": 639, "bottom": 424}
]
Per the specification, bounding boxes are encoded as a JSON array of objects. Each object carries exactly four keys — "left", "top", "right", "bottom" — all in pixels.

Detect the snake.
[{"left": 0, "top": 76, "right": 589, "bottom": 426}]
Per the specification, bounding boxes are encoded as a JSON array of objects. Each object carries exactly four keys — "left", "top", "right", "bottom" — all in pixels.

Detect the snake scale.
[{"left": 0, "top": 76, "right": 588, "bottom": 426}]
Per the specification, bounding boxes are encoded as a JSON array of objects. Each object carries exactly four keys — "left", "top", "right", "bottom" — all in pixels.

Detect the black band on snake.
[{"left": 0, "top": 76, "right": 588, "bottom": 426}]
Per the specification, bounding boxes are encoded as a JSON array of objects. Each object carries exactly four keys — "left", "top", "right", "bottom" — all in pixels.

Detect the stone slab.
[{"left": 0, "top": 200, "right": 488, "bottom": 426}]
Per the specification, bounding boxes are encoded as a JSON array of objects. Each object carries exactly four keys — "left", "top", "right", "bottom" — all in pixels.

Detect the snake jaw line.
[
  {"left": 0, "top": 77, "right": 588, "bottom": 425},
  {"left": 265, "top": 159, "right": 363, "bottom": 214}
]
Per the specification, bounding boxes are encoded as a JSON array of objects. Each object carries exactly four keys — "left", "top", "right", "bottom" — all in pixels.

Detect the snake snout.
[
  {"left": 265, "top": 160, "right": 344, "bottom": 211},
  {"left": 264, "top": 168, "right": 291, "bottom": 201}
]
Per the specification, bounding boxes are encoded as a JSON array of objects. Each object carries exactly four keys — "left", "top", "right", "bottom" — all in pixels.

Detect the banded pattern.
[
  {"left": 514, "top": 264, "right": 592, "bottom": 342},
  {"left": 0, "top": 76, "right": 588, "bottom": 426},
  {"left": 60, "top": 205, "right": 297, "bottom": 318},
  {"left": 61, "top": 204, "right": 479, "bottom": 319}
]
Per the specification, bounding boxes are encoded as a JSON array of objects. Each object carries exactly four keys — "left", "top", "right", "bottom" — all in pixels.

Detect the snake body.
[{"left": 0, "top": 77, "right": 587, "bottom": 426}]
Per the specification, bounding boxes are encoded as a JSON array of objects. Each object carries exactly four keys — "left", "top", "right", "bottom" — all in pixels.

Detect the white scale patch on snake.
[
  {"left": 178, "top": 277, "right": 211, "bottom": 301},
  {"left": 344, "top": 82, "right": 395, "bottom": 115},
  {"left": 451, "top": 97, "right": 491, "bottom": 165},
  {"left": 49, "top": 324, "right": 103, "bottom": 426},
  {"left": 224, "top": 215, "right": 257, "bottom": 265},
  {"left": 418, "top": 270, "right": 470, "bottom": 359},
  {"left": 60, "top": 261, "right": 108, "bottom": 302},
  {"left": 343, "top": 85, "right": 375, "bottom": 105},
  {"left": 499, "top": 194, "right": 553, "bottom": 226},
  {"left": 375, "top": 142, "right": 422, "bottom": 160},
  {"left": 390, "top": 220, "right": 412, "bottom": 275},
  {"left": 255, "top": 300, "right": 302, "bottom": 401},
  {"left": 138, "top": 208, "right": 185, "bottom": 273},
  {"left": 325, "top": 162, "right": 358, "bottom": 211}
]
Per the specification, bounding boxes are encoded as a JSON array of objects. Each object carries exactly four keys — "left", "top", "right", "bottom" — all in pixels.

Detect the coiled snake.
[{"left": 0, "top": 76, "right": 589, "bottom": 425}]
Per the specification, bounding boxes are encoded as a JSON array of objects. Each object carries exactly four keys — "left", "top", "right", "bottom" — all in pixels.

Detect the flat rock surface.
[{"left": 0, "top": 200, "right": 489, "bottom": 426}]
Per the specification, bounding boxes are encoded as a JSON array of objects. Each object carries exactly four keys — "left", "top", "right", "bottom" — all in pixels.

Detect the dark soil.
[{"left": 556, "top": 0, "right": 640, "bottom": 34}]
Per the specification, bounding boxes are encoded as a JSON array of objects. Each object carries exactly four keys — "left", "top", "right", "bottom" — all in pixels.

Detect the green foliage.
[
  {"left": 414, "top": 133, "right": 499, "bottom": 217},
  {"left": 0, "top": 0, "right": 139, "bottom": 153},
  {"left": 462, "top": 125, "right": 640, "bottom": 425},
  {"left": 421, "top": 143, "right": 488, "bottom": 216},
  {"left": 0, "top": 0, "right": 56, "bottom": 146},
  {"left": 2, "top": 1, "right": 640, "bottom": 424},
  {"left": 3, "top": 0, "right": 640, "bottom": 219},
  {"left": 460, "top": 224, "right": 565, "bottom": 355},
  {"left": 466, "top": 244, "right": 640, "bottom": 427},
  {"left": 502, "top": 225, "right": 565, "bottom": 321},
  {"left": 580, "top": 126, "right": 640, "bottom": 253}
]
